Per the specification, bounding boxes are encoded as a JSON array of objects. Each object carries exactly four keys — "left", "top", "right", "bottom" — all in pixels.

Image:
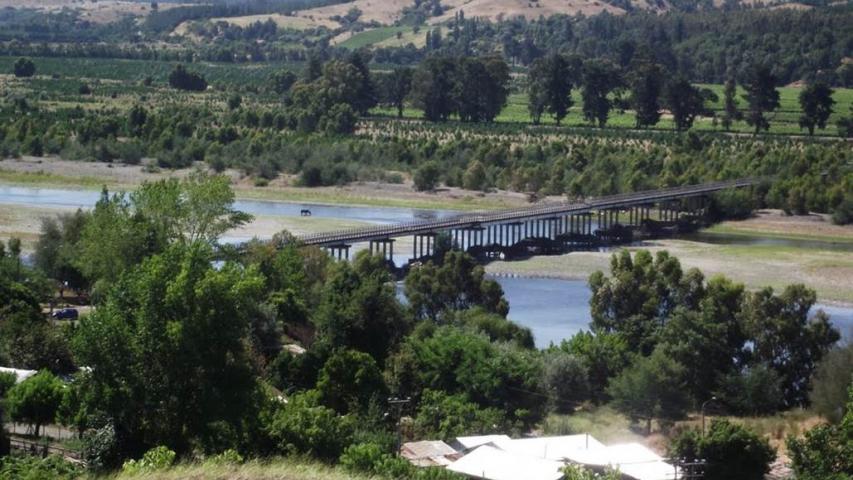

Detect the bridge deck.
[{"left": 297, "top": 178, "right": 761, "bottom": 247}]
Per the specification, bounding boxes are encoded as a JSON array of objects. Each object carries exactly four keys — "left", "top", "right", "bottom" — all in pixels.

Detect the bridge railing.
[{"left": 297, "top": 177, "right": 763, "bottom": 246}]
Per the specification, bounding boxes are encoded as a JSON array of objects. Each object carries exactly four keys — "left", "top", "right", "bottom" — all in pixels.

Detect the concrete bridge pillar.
[
  {"left": 413, "top": 233, "right": 436, "bottom": 260},
  {"left": 369, "top": 238, "right": 395, "bottom": 263},
  {"left": 327, "top": 244, "right": 351, "bottom": 261}
]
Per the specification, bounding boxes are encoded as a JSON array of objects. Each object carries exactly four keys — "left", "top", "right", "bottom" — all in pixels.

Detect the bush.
[
  {"left": 13, "top": 57, "right": 35, "bottom": 78},
  {"left": 413, "top": 389, "right": 509, "bottom": 441},
  {"left": 787, "top": 385, "right": 852, "bottom": 480},
  {"left": 0, "top": 455, "right": 81, "bottom": 480},
  {"left": 716, "top": 364, "right": 784, "bottom": 416},
  {"left": 831, "top": 195, "right": 853, "bottom": 225},
  {"left": 669, "top": 420, "right": 775, "bottom": 480},
  {"left": 809, "top": 344, "right": 853, "bottom": 423},
  {"left": 413, "top": 161, "right": 441, "bottom": 191},
  {"left": 543, "top": 350, "right": 590, "bottom": 413},
  {"left": 316, "top": 349, "right": 387, "bottom": 415},
  {"left": 121, "top": 445, "right": 177, "bottom": 474},
  {"left": 0, "top": 371, "right": 17, "bottom": 398},
  {"left": 206, "top": 448, "right": 244, "bottom": 465},
  {"left": 81, "top": 423, "right": 122, "bottom": 471},
  {"left": 265, "top": 390, "right": 355, "bottom": 460}
]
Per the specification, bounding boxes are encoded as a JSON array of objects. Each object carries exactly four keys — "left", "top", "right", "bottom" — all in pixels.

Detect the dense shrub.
[
  {"left": 265, "top": 390, "right": 356, "bottom": 460},
  {"left": 121, "top": 445, "right": 177, "bottom": 474},
  {"left": 669, "top": 420, "right": 775, "bottom": 480},
  {"left": 0, "top": 455, "right": 81, "bottom": 480}
]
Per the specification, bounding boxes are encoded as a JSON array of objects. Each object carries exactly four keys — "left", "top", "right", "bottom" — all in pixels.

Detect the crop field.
[{"left": 338, "top": 26, "right": 413, "bottom": 49}]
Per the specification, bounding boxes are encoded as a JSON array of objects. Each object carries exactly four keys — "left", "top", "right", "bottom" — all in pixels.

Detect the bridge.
[{"left": 297, "top": 178, "right": 762, "bottom": 262}]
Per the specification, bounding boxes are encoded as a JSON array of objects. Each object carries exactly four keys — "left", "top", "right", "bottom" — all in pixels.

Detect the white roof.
[
  {"left": 491, "top": 434, "right": 606, "bottom": 461},
  {"left": 0, "top": 367, "right": 37, "bottom": 383},
  {"left": 447, "top": 445, "right": 564, "bottom": 480},
  {"left": 567, "top": 443, "right": 679, "bottom": 480},
  {"left": 452, "top": 434, "right": 512, "bottom": 451}
]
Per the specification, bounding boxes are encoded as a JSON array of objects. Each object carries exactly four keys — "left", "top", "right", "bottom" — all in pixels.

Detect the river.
[{"left": 2, "top": 184, "right": 852, "bottom": 348}]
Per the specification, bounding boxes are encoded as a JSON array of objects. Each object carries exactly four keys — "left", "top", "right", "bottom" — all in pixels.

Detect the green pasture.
[{"left": 339, "top": 26, "right": 412, "bottom": 49}]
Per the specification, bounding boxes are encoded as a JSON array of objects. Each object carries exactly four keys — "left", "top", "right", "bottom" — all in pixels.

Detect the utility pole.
[{"left": 388, "top": 397, "right": 411, "bottom": 455}]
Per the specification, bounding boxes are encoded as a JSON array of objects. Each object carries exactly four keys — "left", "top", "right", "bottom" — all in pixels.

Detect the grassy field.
[
  {"left": 107, "top": 458, "right": 369, "bottom": 480},
  {"left": 339, "top": 26, "right": 412, "bottom": 49}
]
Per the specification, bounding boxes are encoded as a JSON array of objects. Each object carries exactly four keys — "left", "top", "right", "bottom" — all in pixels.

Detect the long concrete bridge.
[{"left": 297, "top": 178, "right": 761, "bottom": 262}]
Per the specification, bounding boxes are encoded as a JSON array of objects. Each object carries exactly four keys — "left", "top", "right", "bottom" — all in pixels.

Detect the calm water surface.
[{"left": 496, "top": 276, "right": 853, "bottom": 348}]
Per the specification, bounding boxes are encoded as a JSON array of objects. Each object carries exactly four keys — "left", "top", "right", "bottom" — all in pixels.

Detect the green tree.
[
  {"left": 589, "top": 250, "right": 698, "bottom": 355},
  {"left": 809, "top": 344, "right": 853, "bottom": 424},
  {"left": 413, "top": 389, "right": 508, "bottom": 441},
  {"left": 167, "top": 64, "right": 207, "bottom": 91},
  {"left": 720, "top": 77, "right": 741, "bottom": 131},
  {"left": 462, "top": 160, "right": 488, "bottom": 191},
  {"left": 317, "top": 349, "right": 387, "bottom": 415},
  {"left": 72, "top": 244, "right": 265, "bottom": 456},
  {"left": 314, "top": 252, "right": 409, "bottom": 364},
  {"left": 581, "top": 59, "right": 621, "bottom": 128},
  {"left": 378, "top": 67, "right": 413, "bottom": 118},
  {"left": 345, "top": 50, "right": 377, "bottom": 115},
  {"left": 670, "top": 419, "right": 775, "bottom": 480},
  {"left": 739, "top": 284, "right": 840, "bottom": 407},
  {"left": 560, "top": 331, "right": 630, "bottom": 404},
  {"left": 542, "top": 350, "right": 590, "bottom": 412},
  {"left": 413, "top": 161, "right": 441, "bottom": 191},
  {"left": 411, "top": 56, "right": 457, "bottom": 122},
  {"left": 663, "top": 76, "right": 714, "bottom": 131},
  {"left": 742, "top": 65, "right": 780, "bottom": 134},
  {"left": 527, "top": 57, "right": 549, "bottom": 125},
  {"left": 798, "top": 81, "right": 835, "bottom": 135},
  {"left": 658, "top": 276, "right": 747, "bottom": 402},
  {"left": 607, "top": 348, "right": 689, "bottom": 433},
  {"left": 629, "top": 61, "right": 664, "bottom": 128},
  {"left": 265, "top": 390, "right": 355, "bottom": 460},
  {"left": 529, "top": 54, "right": 579, "bottom": 126},
  {"left": 405, "top": 251, "right": 508, "bottom": 322},
  {"left": 6, "top": 370, "right": 65, "bottom": 437},
  {"left": 388, "top": 325, "right": 546, "bottom": 426},
  {"left": 787, "top": 386, "right": 853, "bottom": 480},
  {"left": 270, "top": 69, "right": 297, "bottom": 95},
  {"left": 13, "top": 57, "right": 35, "bottom": 78}
]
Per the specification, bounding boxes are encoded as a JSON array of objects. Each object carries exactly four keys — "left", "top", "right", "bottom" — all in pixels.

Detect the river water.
[{"left": 2, "top": 184, "right": 852, "bottom": 348}]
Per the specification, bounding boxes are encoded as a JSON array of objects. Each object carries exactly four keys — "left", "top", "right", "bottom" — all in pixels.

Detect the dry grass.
[
  {"left": 430, "top": 0, "right": 625, "bottom": 24},
  {"left": 485, "top": 236, "right": 853, "bottom": 304},
  {"left": 108, "top": 458, "right": 370, "bottom": 480}
]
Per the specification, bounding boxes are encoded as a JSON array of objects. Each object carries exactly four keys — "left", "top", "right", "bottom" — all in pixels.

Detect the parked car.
[{"left": 51, "top": 308, "right": 78, "bottom": 320}]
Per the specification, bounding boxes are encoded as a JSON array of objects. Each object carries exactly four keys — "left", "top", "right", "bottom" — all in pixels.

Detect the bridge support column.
[
  {"left": 369, "top": 238, "right": 395, "bottom": 263},
  {"left": 413, "top": 233, "right": 436, "bottom": 260},
  {"left": 327, "top": 244, "right": 351, "bottom": 261}
]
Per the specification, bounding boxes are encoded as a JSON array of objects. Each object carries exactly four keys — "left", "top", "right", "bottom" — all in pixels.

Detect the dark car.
[{"left": 51, "top": 308, "right": 79, "bottom": 320}]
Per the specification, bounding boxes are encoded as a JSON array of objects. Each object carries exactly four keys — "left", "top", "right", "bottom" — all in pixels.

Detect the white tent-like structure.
[
  {"left": 447, "top": 445, "right": 565, "bottom": 480},
  {"left": 0, "top": 367, "right": 37, "bottom": 384},
  {"left": 443, "top": 434, "right": 680, "bottom": 480}
]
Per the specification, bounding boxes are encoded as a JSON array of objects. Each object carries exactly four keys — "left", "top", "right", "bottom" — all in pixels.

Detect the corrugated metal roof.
[
  {"left": 401, "top": 440, "right": 460, "bottom": 467},
  {"left": 452, "top": 434, "right": 512, "bottom": 452}
]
